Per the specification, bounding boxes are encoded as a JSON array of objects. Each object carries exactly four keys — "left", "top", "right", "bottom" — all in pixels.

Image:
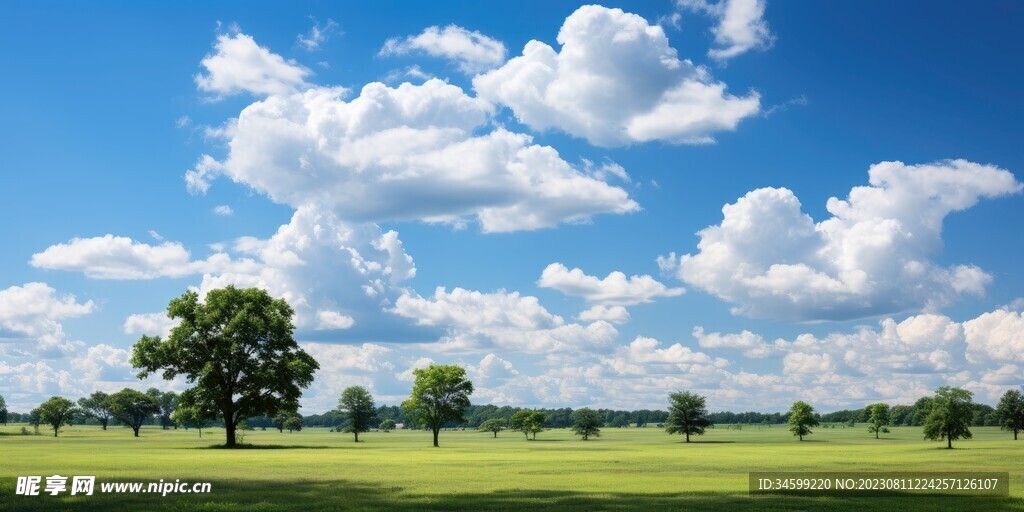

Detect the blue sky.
[{"left": 1, "top": 0, "right": 1022, "bottom": 414}]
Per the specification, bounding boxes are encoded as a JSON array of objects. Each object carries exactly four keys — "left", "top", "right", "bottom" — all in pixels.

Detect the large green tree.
[
  {"left": 510, "top": 410, "right": 545, "bottom": 440},
  {"left": 665, "top": 392, "right": 713, "bottom": 442},
  {"left": 787, "top": 401, "right": 819, "bottom": 441},
  {"left": 38, "top": 396, "right": 78, "bottom": 437},
  {"left": 866, "top": 403, "right": 891, "bottom": 439},
  {"left": 131, "top": 286, "right": 320, "bottom": 447},
  {"left": 995, "top": 389, "right": 1024, "bottom": 440},
  {"left": 571, "top": 408, "right": 602, "bottom": 441},
  {"left": 77, "top": 391, "right": 113, "bottom": 430},
  {"left": 479, "top": 418, "right": 506, "bottom": 438},
  {"left": 339, "top": 386, "right": 376, "bottom": 442},
  {"left": 284, "top": 415, "right": 303, "bottom": 432},
  {"left": 923, "top": 386, "right": 974, "bottom": 449},
  {"left": 402, "top": 364, "right": 473, "bottom": 447},
  {"left": 107, "top": 388, "right": 161, "bottom": 437}
]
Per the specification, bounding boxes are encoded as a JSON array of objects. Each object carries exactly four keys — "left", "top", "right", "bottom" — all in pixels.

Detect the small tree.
[
  {"left": 510, "top": 410, "right": 532, "bottom": 440},
  {"left": 995, "top": 389, "right": 1024, "bottom": 440},
  {"left": 665, "top": 391, "right": 713, "bottom": 442},
  {"left": 107, "top": 388, "right": 161, "bottom": 437},
  {"left": 284, "top": 415, "right": 303, "bottom": 433},
  {"left": 145, "top": 389, "right": 178, "bottom": 430},
  {"left": 571, "top": 408, "right": 602, "bottom": 440},
  {"left": 379, "top": 419, "right": 396, "bottom": 431},
  {"left": 479, "top": 418, "right": 506, "bottom": 438},
  {"left": 131, "top": 287, "right": 319, "bottom": 447},
  {"left": 77, "top": 391, "right": 113, "bottom": 430},
  {"left": 172, "top": 405, "right": 214, "bottom": 438},
  {"left": 526, "top": 411, "right": 545, "bottom": 440},
  {"left": 273, "top": 412, "right": 291, "bottom": 433},
  {"left": 923, "top": 386, "right": 974, "bottom": 449},
  {"left": 788, "top": 401, "right": 819, "bottom": 441},
  {"left": 866, "top": 403, "right": 891, "bottom": 439},
  {"left": 0, "top": 394, "right": 7, "bottom": 425},
  {"left": 339, "top": 386, "right": 376, "bottom": 442},
  {"left": 401, "top": 364, "right": 474, "bottom": 447},
  {"left": 38, "top": 397, "right": 78, "bottom": 437}
]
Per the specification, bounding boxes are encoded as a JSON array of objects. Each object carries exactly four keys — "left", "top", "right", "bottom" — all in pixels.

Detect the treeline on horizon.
[{"left": 2, "top": 393, "right": 1006, "bottom": 431}]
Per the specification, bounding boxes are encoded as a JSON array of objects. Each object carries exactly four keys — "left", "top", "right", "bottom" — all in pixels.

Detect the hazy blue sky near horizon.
[{"left": 1, "top": 0, "right": 1022, "bottom": 414}]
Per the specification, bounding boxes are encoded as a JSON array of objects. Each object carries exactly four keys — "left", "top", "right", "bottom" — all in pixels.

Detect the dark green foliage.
[
  {"left": 571, "top": 408, "right": 602, "bottom": 440},
  {"left": 402, "top": 364, "right": 473, "bottom": 447},
  {"left": 787, "top": 401, "right": 819, "bottom": 441},
  {"left": 107, "top": 388, "right": 161, "bottom": 437},
  {"left": 995, "top": 389, "right": 1024, "bottom": 440},
  {"left": 131, "top": 286, "right": 319, "bottom": 447},
  {"left": 339, "top": 386, "right": 376, "bottom": 442},
  {"left": 923, "top": 387, "right": 974, "bottom": 449},
  {"left": 37, "top": 396, "right": 78, "bottom": 437},
  {"left": 665, "top": 392, "right": 712, "bottom": 442}
]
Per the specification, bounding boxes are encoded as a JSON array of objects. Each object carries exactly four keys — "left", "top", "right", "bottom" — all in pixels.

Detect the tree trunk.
[
  {"left": 799, "top": 434, "right": 803, "bottom": 441},
  {"left": 225, "top": 413, "right": 237, "bottom": 448},
  {"left": 133, "top": 425, "right": 140, "bottom": 437},
  {"left": 53, "top": 426, "right": 59, "bottom": 437},
  {"left": 686, "top": 432, "right": 690, "bottom": 443},
  {"left": 493, "top": 431, "right": 497, "bottom": 438},
  {"left": 355, "top": 431, "right": 359, "bottom": 443},
  {"left": 1014, "top": 429, "right": 1018, "bottom": 441},
  {"left": 432, "top": 428, "right": 439, "bottom": 447},
  {"left": 875, "top": 430, "right": 879, "bottom": 439},
  {"left": 101, "top": 420, "right": 108, "bottom": 431},
  {"left": 947, "top": 436, "right": 952, "bottom": 449},
  {"left": 532, "top": 432, "right": 537, "bottom": 440},
  {"left": 199, "top": 428, "right": 203, "bottom": 438}
]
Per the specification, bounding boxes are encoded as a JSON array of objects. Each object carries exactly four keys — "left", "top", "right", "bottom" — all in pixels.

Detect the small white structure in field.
[{"left": 394, "top": 423, "right": 405, "bottom": 430}]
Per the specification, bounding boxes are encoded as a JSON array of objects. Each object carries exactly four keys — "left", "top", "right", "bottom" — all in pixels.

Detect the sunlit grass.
[{"left": 1, "top": 423, "right": 1021, "bottom": 510}]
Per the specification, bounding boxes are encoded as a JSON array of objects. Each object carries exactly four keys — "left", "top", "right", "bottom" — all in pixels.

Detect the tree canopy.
[
  {"left": 107, "top": 388, "right": 161, "bottom": 437},
  {"left": 923, "top": 386, "right": 974, "bottom": 449},
  {"left": 665, "top": 392, "right": 713, "bottom": 443},
  {"left": 787, "top": 401, "right": 819, "bottom": 441},
  {"left": 866, "top": 402, "right": 891, "bottom": 439},
  {"left": 995, "top": 389, "right": 1024, "bottom": 440},
  {"left": 131, "top": 286, "right": 319, "bottom": 447},
  {"left": 284, "top": 415, "right": 303, "bottom": 432},
  {"left": 510, "top": 410, "right": 545, "bottom": 440},
  {"left": 173, "top": 405, "right": 214, "bottom": 437},
  {"left": 78, "top": 391, "right": 113, "bottom": 430},
  {"left": 38, "top": 396, "right": 78, "bottom": 437},
  {"left": 479, "top": 418, "right": 506, "bottom": 438},
  {"left": 571, "top": 408, "right": 602, "bottom": 440},
  {"left": 339, "top": 386, "right": 376, "bottom": 442},
  {"left": 402, "top": 364, "right": 473, "bottom": 447},
  {"left": 0, "top": 394, "right": 7, "bottom": 425}
]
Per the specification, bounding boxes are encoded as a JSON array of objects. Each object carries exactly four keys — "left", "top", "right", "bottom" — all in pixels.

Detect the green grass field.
[{"left": 1, "top": 423, "right": 1021, "bottom": 511}]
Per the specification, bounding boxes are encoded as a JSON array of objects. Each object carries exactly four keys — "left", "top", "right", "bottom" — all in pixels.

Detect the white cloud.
[
  {"left": 602, "top": 336, "right": 726, "bottom": 376},
  {"left": 213, "top": 205, "right": 234, "bottom": 216},
  {"left": 469, "top": 353, "right": 519, "bottom": 383},
  {"left": 473, "top": 5, "right": 760, "bottom": 146},
  {"left": 30, "top": 235, "right": 240, "bottom": 280},
  {"left": 0, "top": 283, "right": 93, "bottom": 358},
  {"left": 70, "top": 344, "right": 132, "bottom": 382},
  {"left": 396, "top": 356, "right": 435, "bottom": 382},
  {"left": 692, "top": 326, "right": 771, "bottom": 358},
  {"left": 0, "top": 361, "right": 74, "bottom": 396},
  {"left": 302, "top": 342, "right": 394, "bottom": 373},
  {"left": 297, "top": 18, "right": 339, "bottom": 51},
  {"left": 663, "top": 160, "right": 1022, "bottom": 321},
  {"left": 380, "top": 25, "right": 506, "bottom": 74},
  {"left": 196, "top": 32, "right": 313, "bottom": 97},
  {"left": 578, "top": 305, "right": 630, "bottom": 325},
  {"left": 680, "top": 0, "right": 774, "bottom": 60},
  {"left": 538, "top": 263, "right": 683, "bottom": 306},
  {"left": 191, "top": 75, "right": 638, "bottom": 232},
  {"left": 964, "top": 308, "right": 1024, "bottom": 363},
  {"left": 315, "top": 310, "right": 356, "bottom": 330},
  {"left": 394, "top": 287, "right": 562, "bottom": 331},
  {"left": 783, "top": 352, "right": 834, "bottom": 374},
  {"left": 123, "top": 312, "right": 178, "bottom": 337}
]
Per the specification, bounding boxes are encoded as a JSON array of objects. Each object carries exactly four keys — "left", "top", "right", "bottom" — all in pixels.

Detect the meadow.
[{"left": 1, "top": 423, "right": 1021, "bottom": 511}]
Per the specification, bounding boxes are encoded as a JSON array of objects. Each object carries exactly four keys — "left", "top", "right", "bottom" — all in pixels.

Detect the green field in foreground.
[{"left": 1, "top": 423, "right": 1021, "bottom": 511}]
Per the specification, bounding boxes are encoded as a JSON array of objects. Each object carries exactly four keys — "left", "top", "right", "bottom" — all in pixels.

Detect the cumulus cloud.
[
  {"left": 602, "top": 336, "right": 726, "bottom": 376},
  {"left": 380, "top": 24, "right": 507, "bottom": 74},
  {"left": 0, "top": 283, "right": 93, "bottom": 358},
  {"left": 213, "top": 205, "right": 234, "bottom": 216},
  {"left": 680, "top": 0, "right": 774, "bottom": 60},
  {"left": 473, "top": 5, "right": 760, "bottom": 146},
  {"left": 123, "top": 312, "right": 178, "bottom": 337},
  {"left": 393, "top": 287, "right": 617, "bottom": 354},
  {"left": 578, "top": 305, "right": 630, "bottom": 325},
  {"left": 30, "top": 234, "right": 242, "bottom": 280},
  {"left": 538, "top": 263, "right": 683, "bottom": 306},
  {"left": 662, "top": 160, "right": 1022, "bottom": 321},
  {"left": 692, "top": 326, "right": 771, "bottom": 358},
  {"left": 196, "top": 32, "right": 313, "bottom": 97},
  {"left": 315, "top": 310, "right": 356, "bottom": 330},
  {"left": 189, "top": 76, "right": 638, "bottom": 232},
  {"left": 964, "top": 308, "right": 1024, "bottom": 363}
]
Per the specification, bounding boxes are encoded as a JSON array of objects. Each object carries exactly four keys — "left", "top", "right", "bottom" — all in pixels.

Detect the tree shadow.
[
  {"left": 3, "top": 479, "right": 1019, "bottom": 512},
  {"left": 198, "top": 443, "right": 335, "bottom": 450}
]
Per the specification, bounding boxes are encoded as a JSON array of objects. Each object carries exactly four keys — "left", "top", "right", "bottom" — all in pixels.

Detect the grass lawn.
[{"left": 1, "top": 423, "right": 1021, "bottom": 511}]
